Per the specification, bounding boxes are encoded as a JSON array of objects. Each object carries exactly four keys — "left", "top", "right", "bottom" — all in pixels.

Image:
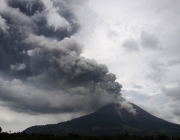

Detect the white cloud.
[
  {"left": 122, "top": 38, "right": 140, "bottom": 52},
  {"left": 74, "top": 0, "right": 180, "bottom": 125},
  {"left": 140, "top": 31, "right": 162, "bottom": 50},
  {"left": 0, "top": 105, "right": 83, "bottom": 132},
  {"left": 147, "top": 60, "right": 167, "bottom": 83},
  {"left": 1, "top": 0, "right": 180, "bottom": 132}
]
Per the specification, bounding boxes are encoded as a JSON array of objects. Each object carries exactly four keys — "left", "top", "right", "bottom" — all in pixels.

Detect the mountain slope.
[{"left": 24, "top": 103, "right": 180, "bottom": 136}]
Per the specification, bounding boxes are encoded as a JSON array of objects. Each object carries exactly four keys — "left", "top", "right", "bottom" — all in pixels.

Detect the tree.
[{"left": 0, "top": 127, "right": 2, "bottom": 140}]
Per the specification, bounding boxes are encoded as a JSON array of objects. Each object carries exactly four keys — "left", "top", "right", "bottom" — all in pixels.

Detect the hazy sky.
[
  {"left": 77, "top": 0, "right": 180, "bottom": 126},
  {"left": 0, "top": 0, "right": 180, "bottom": 132}
]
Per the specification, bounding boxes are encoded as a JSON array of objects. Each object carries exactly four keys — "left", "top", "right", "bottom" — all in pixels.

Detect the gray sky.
[
  {"left": 76, "top": 0, "right": 180, "bottom": 125},
  {"left": 0, "top": 0, "right": 180, "bottom": 132}
]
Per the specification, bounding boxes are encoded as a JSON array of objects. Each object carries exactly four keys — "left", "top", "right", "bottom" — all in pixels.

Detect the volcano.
[{"left": 24, "top": 103, "right": 180, "bottom": 136}]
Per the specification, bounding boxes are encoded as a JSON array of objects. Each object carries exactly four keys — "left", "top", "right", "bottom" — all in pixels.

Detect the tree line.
[{"left": 0, "top": 127, "right": 180, "bottom": 140}]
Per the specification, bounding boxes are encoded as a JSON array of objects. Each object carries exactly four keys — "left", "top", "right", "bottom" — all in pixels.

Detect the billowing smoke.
[{"left": 0, "top": 0, "right": 136, "bottom": 114}]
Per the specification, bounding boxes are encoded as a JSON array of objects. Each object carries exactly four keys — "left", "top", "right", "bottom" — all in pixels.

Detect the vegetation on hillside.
[{"left": 0, "top": 131, "right": 180, "bottom": 140}]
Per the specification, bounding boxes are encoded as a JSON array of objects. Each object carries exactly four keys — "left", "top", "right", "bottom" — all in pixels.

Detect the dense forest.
[{"left": 0, "top": 132, "right": 180, "bottom": 140}]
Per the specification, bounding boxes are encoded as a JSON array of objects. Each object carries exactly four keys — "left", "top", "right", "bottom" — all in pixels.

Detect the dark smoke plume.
[{"left": 0, "top": 0, "right": 136, "bottom": 114}]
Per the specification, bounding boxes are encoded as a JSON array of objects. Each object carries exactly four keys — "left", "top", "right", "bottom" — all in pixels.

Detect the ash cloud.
[
  {"left": 0, "top": 15, "right": 9, "bottom": 31},
  {"left": 0, "top": 0, "right": 135, "bottom": 114}
]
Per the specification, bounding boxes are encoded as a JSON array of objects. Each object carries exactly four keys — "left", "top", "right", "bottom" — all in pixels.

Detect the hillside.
[{"left": 24, "top": 103, "right": 180, "bottom": 136}]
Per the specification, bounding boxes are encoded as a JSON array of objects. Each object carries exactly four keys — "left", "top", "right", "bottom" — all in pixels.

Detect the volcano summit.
[{"left": 24, "top": 103, "right": 180, "bottom": 136}]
